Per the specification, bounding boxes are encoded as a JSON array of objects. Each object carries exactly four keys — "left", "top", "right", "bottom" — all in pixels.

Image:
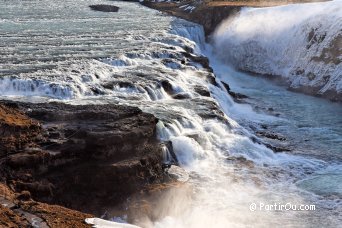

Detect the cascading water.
[
  {"left": 213, "top": 0, "right": 342, "bottom": 99},
  {"left": 1, "top": 0, "right": 341, "bottom": 227}
]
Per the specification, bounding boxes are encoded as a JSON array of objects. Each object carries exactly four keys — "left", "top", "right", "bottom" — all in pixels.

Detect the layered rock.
[{"left": 0, "top": 102, "right": 164, "bottom": 225}]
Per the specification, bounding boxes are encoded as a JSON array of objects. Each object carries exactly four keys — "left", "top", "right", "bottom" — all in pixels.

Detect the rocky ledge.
[{"left": 0, "top": 102, "right": 164, "bottom": 226}]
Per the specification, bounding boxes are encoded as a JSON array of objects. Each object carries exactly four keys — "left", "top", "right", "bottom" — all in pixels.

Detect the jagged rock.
[
  {"left": 221, "top": 81, "right": 248, "bottom": 100},
  {"left": 194, "top": 85, "right": 211, "bottom": 97},
  {"left": 182, "top": 52, "right": 213, "bottom": 72},
  {"left": 206, "top": 74, "right": 219, "bottom": 86},
  {"left": 256, "top": 131, "right": 286, "bottom": 141}
]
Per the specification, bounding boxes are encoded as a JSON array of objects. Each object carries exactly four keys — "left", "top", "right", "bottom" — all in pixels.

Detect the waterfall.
[{"left": 213, "top": 0, "right": 342, "bottom": 98}]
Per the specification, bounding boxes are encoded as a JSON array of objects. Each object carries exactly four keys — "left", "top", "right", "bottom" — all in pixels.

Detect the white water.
[
  {"left": 1, "top": 1, "right": 341, "bottom": 227},
  {"left": 213, "top": 0, "right": 342, "bottom": 98}
]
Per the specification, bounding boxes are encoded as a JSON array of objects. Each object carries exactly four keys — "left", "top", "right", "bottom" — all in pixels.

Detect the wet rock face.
[
  {"left": 221, "top": 81, "right": 248, "bottom": 102},
  {"left": 0, "top": 102, "right": 164, "bottom": 216},
  {"left": 89, "top": 4, "right": 119, "bottom": 12},
  {"left": 142, "top": 1, "right": 241, "bottom": 36},
  {"left": 193, "top": 6, "right": 241, "bottom": 36}
]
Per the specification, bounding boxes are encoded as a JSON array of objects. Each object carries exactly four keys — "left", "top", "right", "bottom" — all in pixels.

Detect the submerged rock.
[
  {"left": 89, "top": 4, "right": 119, "bottom": 12},
  {"left": 256, "top": 131, "right": 286, "bottom": 141},
  {"left": 172, "top": 92, "right": 191, "bottom": 99}
]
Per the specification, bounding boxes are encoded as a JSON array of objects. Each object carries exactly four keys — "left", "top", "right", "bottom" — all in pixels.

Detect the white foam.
[
  {"left": 85, "top": 218, "right": 141, "bottom": 228},
  {"left": 0, "top": 77, "right": 76, "bottom": 99}
]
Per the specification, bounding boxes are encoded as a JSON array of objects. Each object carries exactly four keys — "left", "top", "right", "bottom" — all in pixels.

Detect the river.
[{"left": 0, "top": 0, "right": 341, "bottom": 227}]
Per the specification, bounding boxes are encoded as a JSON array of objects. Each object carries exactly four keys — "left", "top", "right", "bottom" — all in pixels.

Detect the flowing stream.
[{"left": 0, "top": 0, "right": 341, "bottom": 227}]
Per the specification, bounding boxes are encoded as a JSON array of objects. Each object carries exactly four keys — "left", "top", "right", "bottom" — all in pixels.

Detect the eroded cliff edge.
[{"left": 0, "top": 102, "right": 164, "bottom": 227}]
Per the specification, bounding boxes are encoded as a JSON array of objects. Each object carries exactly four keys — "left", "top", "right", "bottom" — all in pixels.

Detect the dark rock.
[
  {"left": 191, "top": 98, "right": 230, "bottom": 126},
  {"left": 182, "top": 52, "right": 213, "bottom": 71},
  {"left": 221, "top": 81, "right": 248, "bottom": 101},
  {"left": 142, "top": 2, "right": 241, "bottom": 36},
  {"left": 102, "top": 81, "right": 135, "bottom": 90},
  {"left": 163, "top": 141, "right": 178, "bottom": 165},
  {"left": 194, "top": 85, "right": 211, "bottom": 97},
  {"left": 183, "top": 45, "right": 194, "bottom": 54},
  {"left": 0, "top": 183, "right": 92, "bottom": 227},
  {"left": 0, "top": 102, "right": 164, "bottom": 216},
  {"left": 256, "top": 131, "right": 286, "bottom": 141},
  {"left": 264, "top": 143, "right": 291, "bottom": 153},
  {"left": 260, "top": 124, "right": 268, "bottom": 129},
  {"left": 221, "top": 81, "right": 231, "bottom": 92},
  {"left": 0, "top": 104, "right": 42, "bottom": 156},
  {"left": 250, "top": 135, "right": 290, "bottom": 153},
  {"left": 206, "top": 74, "right": 219, "bottom": 87},
  {"left": 90, "top": 86, "right": 105, "bottom": 95},
  {"left": 16, "top": 191, "right": 32, "bottom": 201},
  {"left": 172, "top": 93, "right": 191, "bottom": 100},
  {"left": 161, "top": 80, "right": 174, "bottom": 95},
  {"left": 89, "top": 5, "right": 119, "bottom": 12}
]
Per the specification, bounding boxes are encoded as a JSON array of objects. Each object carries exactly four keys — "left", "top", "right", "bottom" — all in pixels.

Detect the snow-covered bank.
[{"left": 213, "top": 0, "right": 342, "bottom": 101}]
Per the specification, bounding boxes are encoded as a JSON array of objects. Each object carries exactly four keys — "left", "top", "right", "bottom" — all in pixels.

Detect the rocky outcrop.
[
  {"left": 142, "top": 1, "right": 241, "bottom": 36},
  {"left": 0, "top": 101, "right": 164, "bottom": 223},
  {"left": 221, "top": 81, "right": 248, "bottom": 102}
]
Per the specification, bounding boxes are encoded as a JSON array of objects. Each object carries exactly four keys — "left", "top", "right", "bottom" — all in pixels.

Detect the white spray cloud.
[{"left": 213, "top": 0, "right": 342, "bottom": 96}]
